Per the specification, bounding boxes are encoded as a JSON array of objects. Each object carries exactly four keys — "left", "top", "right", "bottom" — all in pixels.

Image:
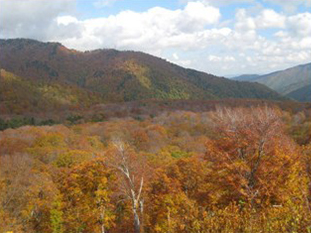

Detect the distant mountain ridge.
[
  {"left": 0, "top": 38, "right": 284, "bottom": 112},
  {"left": 256, "top": 63, "right": 311, "bottom": 95},
  {"left": 232, "top": 74, "right": 260, "bottom": 81},
  {"left": 233, "top": 63, "right": 311, "bottom": 102}
]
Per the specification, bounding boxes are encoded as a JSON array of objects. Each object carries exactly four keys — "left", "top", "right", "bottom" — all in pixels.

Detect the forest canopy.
[{"left": 1, "top": 104, "right": 311, "bottom": 232}]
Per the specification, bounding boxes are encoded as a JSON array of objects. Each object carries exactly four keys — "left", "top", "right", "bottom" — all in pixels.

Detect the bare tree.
[{"left": 109, "top": 138, "right": 146, "bottom": 233}]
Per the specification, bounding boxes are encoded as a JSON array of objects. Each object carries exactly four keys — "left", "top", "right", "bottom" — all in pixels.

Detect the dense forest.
[{"left": 1, "top": 100, "right": 311, "bottom": 232}]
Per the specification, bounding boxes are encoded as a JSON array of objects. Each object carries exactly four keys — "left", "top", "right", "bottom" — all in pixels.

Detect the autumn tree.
[
  {"left": 205, "top": 106, "right": 301, "bottom": 207},
  {"left": 57, "top": 159, "right": 116, "bottom": 232},
  {"left": 0, "top": 153, "right": 58, "bottom": 232},
  {"left": 144, "top": 157, "right": 211, "bottom": 232}
]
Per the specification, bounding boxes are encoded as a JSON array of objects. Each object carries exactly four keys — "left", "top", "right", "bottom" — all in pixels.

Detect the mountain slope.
[
  {"left": 0, "top": 38, "right": 284, "bottom": 103},
  {"left": 286, "top": 85, "right": 311, "bottom": 102},
  {"left": 0, "top": 69, "right": 103, "bottom": 114},
  {"left": 252, "top": 63, "right": 311, "bottom": 96},
  {"left": 233, "top": 74, "right": 260, "bottom": 81}
]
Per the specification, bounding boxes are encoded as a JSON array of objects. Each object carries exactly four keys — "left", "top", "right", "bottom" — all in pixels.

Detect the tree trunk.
[
  {"left": 139, "top": 199, "right": 144, "bottom": 233},
  {"left": 133, "top": 207, "right": 140, "bottom": 233},
  {"left": 100, "top": 206, "right": 105, "bottom": 233}
]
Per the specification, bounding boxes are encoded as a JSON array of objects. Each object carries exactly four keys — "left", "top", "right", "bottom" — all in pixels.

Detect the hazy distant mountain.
[
  {"left": 234, "top": 63, "right": 311, "bottom": 102},
  {"left": 0, "top": 38, "right": 284, "bottom": 110},
  {"left": 247, "top": 63, "right": 310, "bottom": 101},
  {"left": 232, "top": 74, "right": 260, "bottom": 81},
  {"left": 254, "top": 63, "right": 310, "bottom": 94},
  {"left": 286, "top": 85, "right": 311, "bottom": 102}
]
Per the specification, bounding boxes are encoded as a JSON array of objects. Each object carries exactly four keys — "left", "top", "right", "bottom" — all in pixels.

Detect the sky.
[{"left": 0, "top": 0, "right": 310, "bottom": 76}]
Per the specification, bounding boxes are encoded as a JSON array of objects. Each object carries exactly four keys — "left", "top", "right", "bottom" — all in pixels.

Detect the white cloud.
[
  {"left": 57, "top": 16, "right": 79, "bottom": 26},
  {"left": 263, "top": 0, "right": 311, "bottom": 13},
  {"left": 235, "top": 9, "right": 256, "bottom": 31},
  {"left": 208, "top": 55, "right": 236, "bottom": 62},
  {"left": 224, "top": 56, "right": 236, "bottom": 62},
  {"left": 235, "top": 8, "right": 286, "bottom": 31},
  {"left": 287, "top": 13, "right": 311, "bottom": 38},
  {"left": 169, "top": 52, "right": 192, "bottom": 67},
  {"left": 274, "top": 30, "right": 287, "bottom": 37},
  {"left": 0, "top": 0, "right": 75, "bottom": 40},
  {"left": 300, "top": 37, "right": 311, "bottom": 49},
  {"left": 93, "top": 0, "right": 119, "bottom": 8},
  {"left": 255, "top": 9, "right": 286, "bottom": 28},
  {"left": 55, "top": 2, "right": 221, "bottom": 52},
  {"left": 178, "top": 2, "right": 221, "bottom": 32},
  {"left": 181, "top": 0, "right": 255, "bottom": 7},
  {"left": 173, "top": 53, "right": 179, "bottom": 60},
  {"left": 208, "top": 55, "right": 222, "bottom": 62}
]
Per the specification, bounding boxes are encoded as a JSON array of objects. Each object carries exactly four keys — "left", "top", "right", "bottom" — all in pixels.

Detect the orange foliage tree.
[
  {"left": 57, "top": 159, "right": 117, "bottom": 232},
  {"left": 205, "top": 106, "right": 302, "bottom": 207}
]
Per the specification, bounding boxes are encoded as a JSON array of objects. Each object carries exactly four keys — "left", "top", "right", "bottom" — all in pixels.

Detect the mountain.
[
  {"left": 0, "top": 69, "right": 104, "bottom": 115},
  {"left": 286, "top": 85, "right": 311, "bottom": 102},
  {"left": 233, "top": 74, "right": 260, "bottom": 81},
  {"left": 255, "top": 63, "right": 310, "bottom": 95},
  {"left": 235, "top": 63, "right": 310, "bottom": 102},
  {"left": 0, "top": 38, "right": 284, "bottom": 110}
]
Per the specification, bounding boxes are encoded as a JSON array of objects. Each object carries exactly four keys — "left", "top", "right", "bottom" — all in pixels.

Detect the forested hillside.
[
  {"left": 0, "top": 39, "right": 284, "bottom": 103},
  {"left": 286, "top": 84, "right": 311, "bottom": 102},
  {"left": 0, "top": 69, "right": 104, "bottom": 115}
]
